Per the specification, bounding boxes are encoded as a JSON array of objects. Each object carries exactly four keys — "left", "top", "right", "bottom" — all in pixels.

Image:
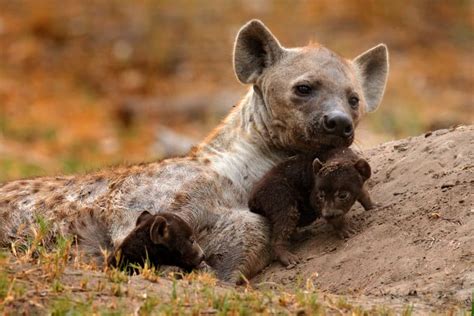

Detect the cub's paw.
[
  {"left": 196, "top": 261, "right": 214, "bottom": 274},
  {"left": 372, "top": 202, "right": 383, "bottom": 209},
  {"left": 336, "top": 226, "right": 356, "bottom": 239},
  {"left": 291, "top": 228, "right": 316, "bottom": 242},
  {"left": 275, "top": 248, "right": 301, "bottom": 267}
]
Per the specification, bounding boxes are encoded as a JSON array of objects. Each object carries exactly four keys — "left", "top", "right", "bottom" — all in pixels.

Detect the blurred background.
[{"left": 0, "top": 0, "right": 472, "bottom": 181}]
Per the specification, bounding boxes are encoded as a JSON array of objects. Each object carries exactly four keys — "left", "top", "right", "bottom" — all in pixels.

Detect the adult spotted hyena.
[{"left": 0, "top": 20, "right": 388, "bottom": 282}]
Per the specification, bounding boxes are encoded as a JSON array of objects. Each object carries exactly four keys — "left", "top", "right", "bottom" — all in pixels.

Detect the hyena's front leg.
[{"left": 199, "top": 209, "right": 272, "bottom": 284}]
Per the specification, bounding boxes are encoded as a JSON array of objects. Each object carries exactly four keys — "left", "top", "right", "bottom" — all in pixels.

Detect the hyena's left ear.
[
  {"left": 354, "top": 158, "right": 371, "bottom": 181},
  {"left": 352, "top": 44, "right": 389, "bottom": 112},
  {"left": 233, "top": 19, "right": 285, "bottom": 84}
]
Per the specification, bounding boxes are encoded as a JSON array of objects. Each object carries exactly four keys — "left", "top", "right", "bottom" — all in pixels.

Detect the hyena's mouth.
[
  {"left": 321, "top": 133, "right": 354, "bottom": 148},
  {"left": 303, "top": 126, "right": 354, "bottom": 150}
]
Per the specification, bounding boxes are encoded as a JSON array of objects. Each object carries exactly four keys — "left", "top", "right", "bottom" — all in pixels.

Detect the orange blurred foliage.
[{"left": 0, "top": 0, "right": 472, "bottom": 180}]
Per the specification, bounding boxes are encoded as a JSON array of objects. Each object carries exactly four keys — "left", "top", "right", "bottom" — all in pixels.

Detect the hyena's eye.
[
  {"left": 348, "top": 96, "right": 359, "bottom": 109},
  {"left": 295, "top": 85, "right": 312, "bottom": 96}
]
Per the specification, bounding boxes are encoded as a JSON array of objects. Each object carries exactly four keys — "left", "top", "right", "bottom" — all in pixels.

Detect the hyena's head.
[{"left": 233, "top": 20, "right": 389, "bottom": 152}]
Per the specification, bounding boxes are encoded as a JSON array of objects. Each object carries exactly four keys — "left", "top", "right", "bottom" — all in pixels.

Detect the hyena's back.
[
  {"left": 0, "top": 158, "right": 234, "bottom": 248},
  {"left": 0, "top": 171, "right": 111, "bottom": 247}
]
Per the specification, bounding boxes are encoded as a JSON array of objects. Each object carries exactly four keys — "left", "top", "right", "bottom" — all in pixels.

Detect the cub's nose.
[{"left": 323, "top": 112, "right": 353, "bottom": 138}]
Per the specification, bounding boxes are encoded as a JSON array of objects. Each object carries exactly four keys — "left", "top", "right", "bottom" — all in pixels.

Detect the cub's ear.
[
  {"left": 354, "top": 158, "right": 371, "bottom": 181},
  {"left": 352, "top": 44, "right": 389, "bottom": 112},
  {"left": 233, "top": 19, "right": 284, "bottom": 84},
  {"left": 150, "top": 216, "right": 168, "bottom": 244},
  {"left": 312, "top": 158, "right": 324, "bottom": 174},
  {"left": 136, "top": 211, "right": 153, "bottom": 227}
]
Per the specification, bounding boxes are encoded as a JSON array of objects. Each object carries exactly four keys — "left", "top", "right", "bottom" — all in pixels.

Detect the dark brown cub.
[
  {"left": 311, "top": 148, "right": 374, "bottom": 239},
  {"left": 248, "top": 148, "right": 374, "bottom": 266},
  {"left": 107, "top": 211, "right": 204, "bottom": 272}
]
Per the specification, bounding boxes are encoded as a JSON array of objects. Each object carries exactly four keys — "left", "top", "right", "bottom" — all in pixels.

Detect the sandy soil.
[
  {"left": 2, "top": 126, "right": 472, "bottom": 314},
  {"left": 254, "top": 125, "right": 474, "bottom": 311}
]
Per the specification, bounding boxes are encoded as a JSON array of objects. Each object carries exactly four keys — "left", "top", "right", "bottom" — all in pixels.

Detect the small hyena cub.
[
  {"left": 248, "top": 148, "right": 374, "bottom": 266},
  {"left": 107, "top": 211, "right": 205, "bottom": 272}
]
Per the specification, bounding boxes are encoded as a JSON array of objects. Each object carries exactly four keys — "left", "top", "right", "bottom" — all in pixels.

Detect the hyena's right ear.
[
  {"left": 233, "top": 19, "right": 284, "bottom": 84},
  {"left": 150, "top": 216, "right": 169, "bottom": 244}
]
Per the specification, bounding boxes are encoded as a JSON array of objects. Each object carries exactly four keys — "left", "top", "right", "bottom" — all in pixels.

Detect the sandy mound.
[{"left": 254, "top": 125, "right": 473, "bottom": 310}]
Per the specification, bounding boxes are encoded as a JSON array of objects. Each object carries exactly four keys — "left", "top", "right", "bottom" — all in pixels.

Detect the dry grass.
[
  {"left": 2, "top": 219, "right": 470, "bottom": 314},
  {"left": 0, "top": 219, "right": 416, "bottom": 315}
]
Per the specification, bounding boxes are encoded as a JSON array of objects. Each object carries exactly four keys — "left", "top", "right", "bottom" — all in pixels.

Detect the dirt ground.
[
  {"left": 1, "top": 126, "right": 472, "bottom": 314},
  {"left": 254, "top": 125, "right": 474, "bottom": 311}
]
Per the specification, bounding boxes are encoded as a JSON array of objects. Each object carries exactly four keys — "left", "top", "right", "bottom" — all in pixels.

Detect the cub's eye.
[
  {"left": 337, "top": 191, "right": 350, "bottom": 200},
  {"left": 189, "top": 238, "right": 195, "bottom": 245},
  {"left": 318, "top": 191, "right": 325, "bottom": 199},
  {"left": 295, "top": 85, "right": 312, "bottom": 96},
  {"left": 348, "top": 96, "right": 359, "bottom": 109}
]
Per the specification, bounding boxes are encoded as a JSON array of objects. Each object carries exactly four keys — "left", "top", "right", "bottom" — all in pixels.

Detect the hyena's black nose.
[{"left": 323, "top": 112, "right": 353, "bottom": 138}]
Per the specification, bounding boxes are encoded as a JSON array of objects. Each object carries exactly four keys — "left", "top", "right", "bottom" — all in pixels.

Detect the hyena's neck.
[{"left": 194, "top": 88, "right": 289, "bottom": 195}]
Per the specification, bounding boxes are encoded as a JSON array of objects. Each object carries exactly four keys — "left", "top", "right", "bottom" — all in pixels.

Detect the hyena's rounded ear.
[
  {"left": 150, "top": 216, "right": 168, "bottom": 245},
  {"left": 136, "top": 211, "right": 153, "bottom": 226},
  {"left": 312, "top": 158, "right": 324, "bottom": 174},
  {"left": 354, "top": 158, "right": 371, "bottom": 181},
  {"left": 233, "top": 19, "right": 285, "bottom": 84},
  {"left": 352, "top": 44, "right": 389, "bottom": 112}
]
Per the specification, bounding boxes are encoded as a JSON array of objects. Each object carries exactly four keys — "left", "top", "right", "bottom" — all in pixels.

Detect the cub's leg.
[
  {"left": 270, "top": 205, "right": 302, "bottom": 266},
  {"left": 358, "top": 187, "right": 374, "bottom": 210},
  {"left": 249, "top": 186, "right": 303, "bottom": 267}
]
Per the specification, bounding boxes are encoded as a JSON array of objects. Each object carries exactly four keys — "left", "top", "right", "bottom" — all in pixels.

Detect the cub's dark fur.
[
  {"left": 248, "top": 148, "right": 374, "bottom": 266},
  {"left": 107, "top": 211, "right": 204, "bottom": 272}
]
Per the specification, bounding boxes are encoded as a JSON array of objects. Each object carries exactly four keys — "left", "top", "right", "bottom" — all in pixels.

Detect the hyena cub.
[
  {"left": 107, "top": 211, "right": 205, "bottom": 272},
  {"left": 248, "top": 148, "right": 374, "bottom": 266}
]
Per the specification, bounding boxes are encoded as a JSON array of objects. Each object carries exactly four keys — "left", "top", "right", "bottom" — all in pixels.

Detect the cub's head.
[
  {"left": 234, "top": 19, "right": 389, "bottom": 152},
  {"left": 310, "top": 158, "right": 371, "bottom": 219},
  {"left": 108, "top": 211, "right": 204, "bottom": 271}
]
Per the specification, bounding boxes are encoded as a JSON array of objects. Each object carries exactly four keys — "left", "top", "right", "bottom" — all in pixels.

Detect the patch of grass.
[
  {"left": 61, "top": 156, "right": 85, "bottom": 174},
  {"left": 1, "top": 123, "right": 57, "bottom": 144},
  {"left": 106, "top": 268, "right": 128, "bottom": 284},
  {"left": 51, "top": 279, "right": 64, "bottom": 293},
  {"left": 50, "top": 297, "right": 93, "bottom": 316},
  {"left": 368, "top": 103, "right": 424, "bottom": 138},
  {"left": 138, "top": 295, "right": 161, "bottom": 316},
  {"left": 110, "top": 283, "right": 125, "bottom": 297},
  {"left": 0, "top": 158, "right": 45, "bottom": 182},
  {"left": 0, "top": 271, "right": 9, "bottom": 300},
  {"left": 402, "top": 304, "right": 414, "bottom": 316}
]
